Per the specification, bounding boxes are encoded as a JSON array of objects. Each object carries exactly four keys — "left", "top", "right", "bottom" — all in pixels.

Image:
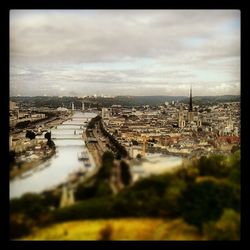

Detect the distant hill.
[{"left": 10, "top": 95, "right": 240, "bottom": 108}]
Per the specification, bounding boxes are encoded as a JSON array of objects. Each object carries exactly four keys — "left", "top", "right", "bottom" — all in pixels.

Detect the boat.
[{"left": 77, "top": 151, "right": 89, "bottom": 161}]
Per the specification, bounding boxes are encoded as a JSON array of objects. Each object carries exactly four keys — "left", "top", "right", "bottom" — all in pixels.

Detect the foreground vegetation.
[
  {"left": 22, "top": 218, "right": 203, "bottom": 240},
  {"left": 10, "top": 150, "right": 240, "bottom": 240}
]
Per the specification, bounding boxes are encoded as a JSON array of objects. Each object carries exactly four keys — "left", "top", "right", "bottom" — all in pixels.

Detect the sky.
[{"left": 10, "top": 10, "right": 240, "bottom": 97}]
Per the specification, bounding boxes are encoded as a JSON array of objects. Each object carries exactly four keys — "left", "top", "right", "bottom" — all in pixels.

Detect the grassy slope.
[{"left": 22, "top": 218, "right": 205, "bottom": 240}]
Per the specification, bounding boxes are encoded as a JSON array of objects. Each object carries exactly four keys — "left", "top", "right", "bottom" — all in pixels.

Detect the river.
[{"left": 9, "top": 111, "right": 97, "bottom": 199}]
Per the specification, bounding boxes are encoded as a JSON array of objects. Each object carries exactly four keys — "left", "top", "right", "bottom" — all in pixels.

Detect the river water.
[{"left": 10, "top": 112, "right": 97, "bottom": 199}]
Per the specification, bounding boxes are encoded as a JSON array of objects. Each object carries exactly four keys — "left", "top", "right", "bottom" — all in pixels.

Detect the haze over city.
[{"left": 10, "top": 10, "right": 240, "bottom": 97}]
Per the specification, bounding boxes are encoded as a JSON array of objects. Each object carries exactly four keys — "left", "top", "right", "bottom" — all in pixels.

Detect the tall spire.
[{"left": 189, "top": 85, "right": 193, "bottom": 112}]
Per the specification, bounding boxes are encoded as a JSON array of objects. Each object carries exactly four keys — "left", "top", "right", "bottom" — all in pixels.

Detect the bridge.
[
  {"left": 53, "top": 127, "right": 85, "bottom": 130},
  {"left": 52, "top": 137, "right": 83, "bottom": 140},
  {"left": 61, "top": 123, "right": 86, "bottom": 127}
]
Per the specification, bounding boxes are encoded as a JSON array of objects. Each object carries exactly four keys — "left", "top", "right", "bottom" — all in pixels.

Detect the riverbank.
[
  {"left": 10, "top": 112, "right": 100, "bottom": 199},
  {"left": 10, "top": 115, "right": 72, "bottom": 180},
  {"left": 46, "top": 116, "right": 71, "bottom": 129},
  {"left": 10, "top": 148, "right": 56, "bottom": 180}
]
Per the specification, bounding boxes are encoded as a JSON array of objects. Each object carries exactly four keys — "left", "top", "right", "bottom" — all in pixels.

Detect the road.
[{"left": 83, "top": 119, "right": 125, "bottom": 194}]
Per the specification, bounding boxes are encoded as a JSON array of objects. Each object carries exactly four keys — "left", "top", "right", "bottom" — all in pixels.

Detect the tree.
[
  {"left": 98, "top": 151, "right": 114, "bottom": 180},
  {"left": 228, "top": 150, "right": 240, "bottom": 184},
  {"left": 47, "top": 139, "right": 56, "bottom": 149},
  {"left": 16, "top": 120, "right": 30, "bottom": 129},
  {"left": 10, "top": 193, "right": 48, "bottom": 219},
  {"left": 203, "top": 209, "right": 240, "bottom": 240},
  {"left": 163, "top": 178, "right": 187, "bottom": 216},
  {"left": 10, "top": 213, "right": 33, "bottom": 239},
  {"left": 179, "top": 180, "right": 240, "bottom": 230},
  {"left": 44, "top": 132, "right": 51, "bottom": 140},
  {"left": 120, "top": 160, "right": 132, "bottom": 186},
  {"left": 136, "top": 154, "right": 142, "bottom": 159},
  {"left": 44, "top": 131, "right": 56, "bottom": 149},
  {"left": 26, "top": 130, "right": 36, "bottom": 140},
  {"left": 131, "top": 139, "right": 139, "bottom": 146},
  {"left": 42, "top": 191, "right": 60, "bottom": 208},
  {"left": 96, "top": 180, "right": 112, "bottom": 197},
  {"left": 75, "top": 184, "right": 97, "bottom": 201},
  {"left": 197, "top": 155, "right": 228, "bottom": 178}
]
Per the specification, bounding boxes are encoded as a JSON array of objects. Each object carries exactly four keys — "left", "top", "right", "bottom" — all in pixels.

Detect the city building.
[
  {"left": 187, "top": 86, "right": 195, "bottom": 122},
  {"left": 178, "top": 105, "right": 185, "bottom": 129}
]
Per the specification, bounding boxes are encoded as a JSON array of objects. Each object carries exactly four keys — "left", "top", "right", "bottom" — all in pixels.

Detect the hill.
[{"left": 10, "top": 95, "right": 240, "bottom": 108}]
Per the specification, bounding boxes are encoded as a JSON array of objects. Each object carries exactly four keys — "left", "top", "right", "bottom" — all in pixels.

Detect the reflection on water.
[{"left": 10, "top": 112, "right": 97, "bottom": 199}]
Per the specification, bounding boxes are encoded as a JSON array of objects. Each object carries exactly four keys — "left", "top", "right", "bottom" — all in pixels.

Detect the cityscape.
[{"left": 10, "top": 10, "right": 240, "bottom": 240}]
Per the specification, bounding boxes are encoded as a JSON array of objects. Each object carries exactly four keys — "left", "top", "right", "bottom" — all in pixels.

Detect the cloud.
[{"left": 10, "top": 10, "right": 240, "bottom": 96}]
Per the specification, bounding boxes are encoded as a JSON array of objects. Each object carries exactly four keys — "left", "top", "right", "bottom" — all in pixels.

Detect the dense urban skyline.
[{"left": 10, "top": 10, "right": 240, "bottom": 97}]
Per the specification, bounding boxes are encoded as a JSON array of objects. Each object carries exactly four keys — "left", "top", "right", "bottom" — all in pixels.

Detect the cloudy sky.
[{"left": 10, "top": 10, "right": 240, "bottom": 97}]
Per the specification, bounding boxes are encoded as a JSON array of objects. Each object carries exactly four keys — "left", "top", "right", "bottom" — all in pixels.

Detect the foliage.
[
  {"left": 44, "top": 131, "right": 51, "bottom": 140},
  {"left": 131, "top": 139, "right": 139, "bottom": 145},
  {"left": 44, "top": 131, "right": 56, "bottom": 149},
  {"left": 231, "top": 145, "right": 240, "bottom": 154},
  {"left": 10, "top": 213, "right": 33, "bottom": 239},
  {"left": 120, "top": 160, "right": 132, "bottom": 186},
  {"left": 42, "top": 191, "right": 61, "bottom": 208},
  {"left": 11, "top": 95, "right": 240, "bottom": 110},
  {"left": 52, "top": 197, "right": 114, "bottom": 221},
  {"left": 95, "top": 180, "right": 113, "bottom": 197},
  {"left": 26, "top": 130, "right": 36, "bottom": 140},
  {"left": 227, "top": 151, "right": 241, "bottom": 185},
  {"left": 229, "top": 150, "right": 240, "bottom": 169},
  {"left": 10, "top": 193, "right": 49, "bottom": 219},
  {"left": 10, "top": 193, "right": 54, "bottom": 238},
  {"left": 99, "top": 121, "right": 128, "bottom": 158},
  {"left": 111, "top": 173, "right": 182, "bottom": 217},
  {"left": 10, "top": 151, "right": 240, "bottom": 239},
  {"left": 163, "top": 178, "right": 187, "bottom": 216},
  {"left": 136, "top": 154, "right": 142, "bottom": 159},
  {"left": 197, "top": 155, "right": 229, "bottom": 178},
  {"left": 98, "top": 151, "right": 114, "bottom": 180},
  {"left": 16, "top": 120, "right": 30, "bottom": 129},
  {"left": 203, "top": 209, "right": 240, "bottom": 240},
  {"left": 175, "top": 166, "right": 199, "bottom": 184},
  {"left": 87, "top": 115, "right": 101, "bottom": 130},
  {"left": 75, "top": 184, "right": 97, "bottom": 200},
  {"left": 47, "top": 139, "right": 56, "bottom": 149},
  {"left": 179, "top": 179, "right": 240, "bottom": 230}
]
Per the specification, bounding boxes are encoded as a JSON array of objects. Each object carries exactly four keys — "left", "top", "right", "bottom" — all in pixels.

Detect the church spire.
[{"left": 189, "top": 85, "right": 193, "bottom": 112}]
